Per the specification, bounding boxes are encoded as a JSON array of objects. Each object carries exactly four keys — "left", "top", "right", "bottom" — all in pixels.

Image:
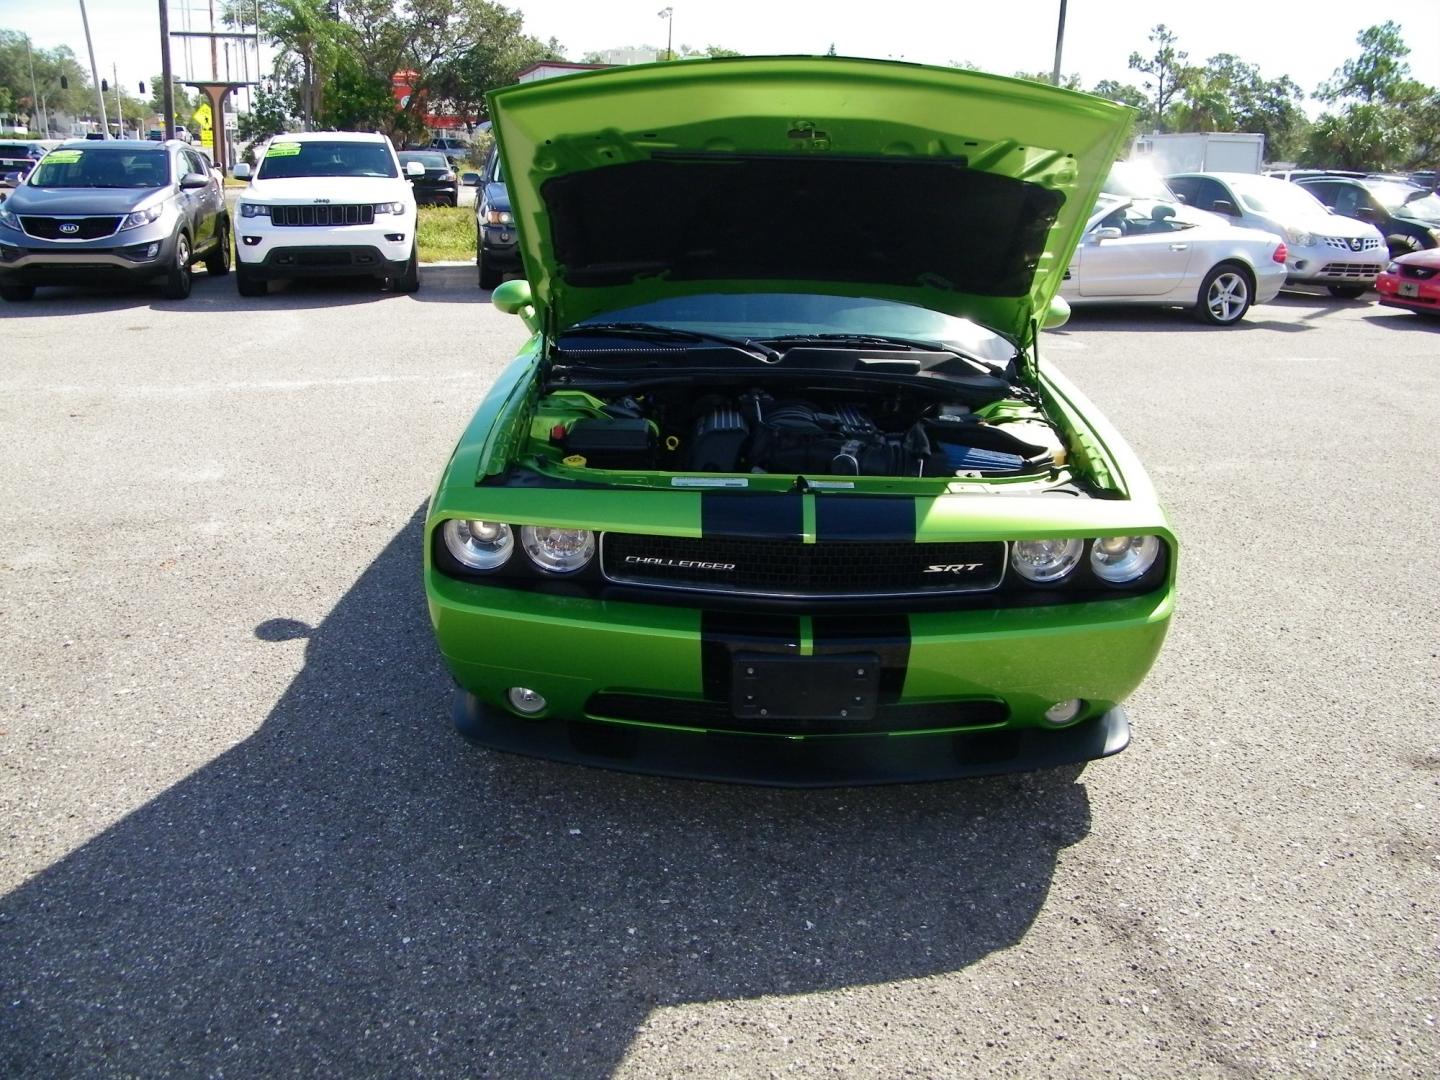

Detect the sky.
[{"left": 5, "top": 0, "right": 1439, "bottom": 120}]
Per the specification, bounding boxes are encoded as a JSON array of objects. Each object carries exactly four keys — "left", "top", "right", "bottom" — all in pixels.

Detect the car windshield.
[
  {"left": 401, "top": 152, "right": 447, "bottom": 169},
  {"left": 26, "top": 148, "right": 171, "bottom": 188},
  {"left": 1104, "top": 163, "right": 1175, "bottom": 200},
  {"left": 257, "top": 140, "right": 397, "bottom": 179},
  {"left": 575, "top": 293, "right": 1017, "bottom": 365},
  {"left": 1227, "top": 176, "right": 1329, "bottom": 218},
  {"left": 1368, "top": 181, "right": 1440, "bottom": 223}
]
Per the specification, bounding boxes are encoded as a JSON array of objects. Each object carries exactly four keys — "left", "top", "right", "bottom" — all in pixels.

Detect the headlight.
[
  {"left": 0, "top": 204, "right": 17, "bottom": 230},
  {"left": 1010, "top": 538, "right": 1083, "bottom": 583},
  {"left": 1385, "top": 261, "right": 1401, "bottom": 274},
  {"left": 442, "top": 519, "right": 513, "bottom": 571},
  {"left": 485, "top": 209, "right": 512, "bottom": 225},
  {"left": 239, "top": 202, "right": 270, "bottom": 218},
  {"left": 374, "top": 201, "right": 406, "bottom": 215},
  {"left": 1090, "top": 536, "right": 1161, "bottom": 583},
  {"left": 1288, "top": 229, "right": 1314, "bottom": 247},
  {"left": 520, "top": 526, "right": 595, "bottom": 574},
  {"left": 119, "top": 204, "right": 164, "bottom": 231}
]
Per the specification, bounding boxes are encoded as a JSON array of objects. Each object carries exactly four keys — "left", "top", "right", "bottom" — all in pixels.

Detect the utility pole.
[
  {"left": 658, "top": 7, "right": 674, "bottom": 62},
  {"left": 1051, "top": 0, "right": 1068, "bottom": 87},
  {"left": 78, "top": 0, "right": 109, "bottom": 136},
  {"left": 25, "top": 35, "right": 46, "bottom": 137},
  {"left": 159, "top": 0, "right": 175, "bottom": 139},
  {"left": 113, "top": 62, "right": 123, "bottom": 137}
]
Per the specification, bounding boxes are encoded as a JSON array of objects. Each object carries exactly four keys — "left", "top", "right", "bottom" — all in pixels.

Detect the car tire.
[
  {"left": 204, "top": 220, "right": 231, "bottom": 276},
  {"left": 0, "top": 283, "right": 35, "bottom": 302},
  {"left": 161, "top": 231, "right": 193, "bottom": 300},
  {"left": 235, "top": 264, "right": 267, "bottom": 297},
  {"left": 395, "top": 244, "right": 420, "bottom": 294},
  {"left": 1327, "top": 284, "right": 1367, "bottom": 299},
  {"left": 478, "top": 249, "right": 502, "bottom": 290},
  {"left": 1192, "top": 262, "right": 1253, "bottom": 325},
  {"left": 1387, "top": 234, "right": 1423, "bottom": 258}
]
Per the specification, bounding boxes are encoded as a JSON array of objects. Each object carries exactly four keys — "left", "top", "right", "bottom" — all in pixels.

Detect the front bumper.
[
  {"left": 236, "top": 217, "right": 413, "bottom": 275},
  {"left": 480, "top": 223, "right": 521, "bottom": 268},
  {"left": 1375, "top": 271, "right": 1440, "bottom": 312},
  {"left": 1286, "top": 244, "right": 1384, "bottom": 287},
  {"left": 0, "top": 224, "right": 179, "bottom": 284},
  {"left": 237, "top": 244, "right": 408, "bottom": 280},
  {"left": 428, "top": 572, "right": 1172, "bottom": 783}
]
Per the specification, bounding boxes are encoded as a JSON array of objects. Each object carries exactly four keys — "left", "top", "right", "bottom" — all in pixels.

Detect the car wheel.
[
  {"left": 1387, "top": 234, "right": 1423, "bottom": 258},
  {"left": 204, "top": 220, "right": 231, "bottom": 276},
  {"left": 1192, "top": 262, "right": 1252, "bottom": 325},
  {"left": 1327, "top": 284, "right": 1367, "bottom": 299},
  {"left": 478, "top": 249, "right": 502, "bottom": 290},
  {"left": 235, "top": 264, "right": 267, "bottom": 297},
  {"left": 395, "top": 243, "right": 420, "bottom": 294},
  {"left": 161, "top": 231, "right": 193, "bottom": 299},
  {"left": 0, "top": 283, "right": 35, "bottom": 302}
]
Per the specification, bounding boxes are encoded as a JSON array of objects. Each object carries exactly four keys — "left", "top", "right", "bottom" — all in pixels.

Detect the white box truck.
[{"left": 1130, "top": 132, "right": 1265, "bottom": 174}]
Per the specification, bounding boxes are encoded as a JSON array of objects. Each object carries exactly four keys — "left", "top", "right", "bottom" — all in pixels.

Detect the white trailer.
[{"left": 1130, "top": 132, "right": 1266, "bottom": 175}]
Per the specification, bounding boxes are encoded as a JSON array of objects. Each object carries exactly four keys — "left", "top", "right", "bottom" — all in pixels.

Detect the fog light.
[
  {"left": 385, "top": 232, "right": 405, "bottom": 242},
  {"left": 1044, "top": 699, "right": 1083, "bottom": 725},
  {"left": 507, "top": 687, "right": 547, "bottom": 715},
  {"left": 242, "top": 235, "right": 261, "bottom": 246},
  {"left": 144, "top": 241, "right": 160, "bottom": 257}
]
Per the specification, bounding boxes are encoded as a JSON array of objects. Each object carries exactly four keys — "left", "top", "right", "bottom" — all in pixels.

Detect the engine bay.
[{"left": 536, "top": 382, "right": 1069, "bottom": 480}]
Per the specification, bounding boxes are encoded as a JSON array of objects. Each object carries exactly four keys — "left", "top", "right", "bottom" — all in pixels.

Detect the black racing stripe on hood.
[
  {"left": 812, "top": 615, "right": 911, "bottom": 704},
  {"left": 700, "top": 611, "right": 802, "bottom": 702},
  {"left": 814, "top": 496, "right": 916, "bottom": 542},
  {"left": 701, "top": 493, "right": 803, "bottom": 540}
]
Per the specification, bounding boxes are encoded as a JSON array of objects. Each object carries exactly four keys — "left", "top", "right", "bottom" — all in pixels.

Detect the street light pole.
[
  {"left": 159, "top": 0, "right": 175, "bottom": 139},
  {"left": 77, "top": 0, "right": 109, "bottom": 136},
  {"left": 25, "top": 36, "right": 47, "bottom": 137},
  {"left": 113, "top": 62, "right": 123, "bottom": 137},
  {"left": 1051, "top": 0, "right": 1068, "bottom": 87},
  {"left": 658, "top": 7, "right": 674, "bottom": 62}
]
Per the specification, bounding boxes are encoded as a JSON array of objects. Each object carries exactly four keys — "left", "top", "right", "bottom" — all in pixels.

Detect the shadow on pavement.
[
  {"left": 1360, "top": 310, "right": 1438, "bottom": 331},
  {"left": 0, "top": 265, "right": 488, "bottom": 316},
  {"left": 1055, "top": 304, "right": 1312, "bottom": 334},
  {"left": 0, "top": 510, "right": 1090, "bottom": 1078}
]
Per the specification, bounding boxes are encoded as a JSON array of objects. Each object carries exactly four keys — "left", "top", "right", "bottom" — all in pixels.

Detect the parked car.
[
  {"left": 1166, "top": 171, "right": 1386, "bottom": 297},
  {"left": 397, "top": 150, "right": 458, "bottom": 206},
  {"left": 1060, "top": 195, "right": 1287, "bottom": 324},
  {"left": 474, "top": 149, "right": 517, "bottom": 289},
  {"left": 231, "top": 130, "right": 421, "bottom": 296},
  {"left": 1374, "top": 248, "right": 1440, "bottom": 315},
  {"left": 0, "top": 139, "right": 228, "bottom": 301},
  {"left": 458, "top": 170, "right": 480, "bottom": 208},
  {"left": 427, "top": 57, "right": 1178, "bottom": 785},
  {"left": 1103, "top": 161, "right": 1224, "bottom": 227},
  {"left": 1293, "top": 175, "right": 1440, "bottom": 257},
  {"left": 427, "top": 136, "right": 469, "bottom": 164}
]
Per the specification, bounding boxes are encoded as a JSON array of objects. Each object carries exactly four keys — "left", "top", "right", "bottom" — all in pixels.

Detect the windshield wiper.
[
  {"left": 564, "top": 322, "right": 783, "bottom": 363},
  {"left": 763, "top": 332, "right": 1006, "bottom": 374}
]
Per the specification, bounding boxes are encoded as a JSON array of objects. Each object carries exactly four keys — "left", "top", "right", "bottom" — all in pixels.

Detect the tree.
[
  {"left": 236, "top": 82, "right": 292, "bottom": 147},
  {"left": 429, "top": 19, "right": 564, "bottom": 130},
  {"left": 1013, "top": 71, "right": 1082, "bottom": 91},
  {"left": 1301, "top": 103, "right": 1410, "bottom": 169},
  {"left": 1317, "top": 21, "right": 1410, "bottom": 104},
  {"left": 1128, "top": 24, "right": 1190, "bottom": 133}
]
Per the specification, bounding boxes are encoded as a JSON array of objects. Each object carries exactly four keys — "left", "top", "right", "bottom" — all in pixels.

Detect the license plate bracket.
[
  {"left": 732, "top": 652, "right": 881, "bottom": 721},
  {"left": 1399, "top": 281, "right": 1420, "bottom": 297}
]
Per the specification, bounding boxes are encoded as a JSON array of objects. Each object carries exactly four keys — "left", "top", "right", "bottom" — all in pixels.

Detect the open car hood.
[{"left": 488, "top": 56, "right": 1132, "bottom": 344}]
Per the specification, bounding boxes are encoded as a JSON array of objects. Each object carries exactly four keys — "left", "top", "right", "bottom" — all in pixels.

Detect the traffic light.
[{"left": 101, "top": 79, "right": 108, "bottom": 92}]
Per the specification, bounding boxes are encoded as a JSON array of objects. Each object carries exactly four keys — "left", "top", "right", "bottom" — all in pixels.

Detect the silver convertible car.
[{"left": 1060, "top": 195, "right": 1288, "bottom": 325}]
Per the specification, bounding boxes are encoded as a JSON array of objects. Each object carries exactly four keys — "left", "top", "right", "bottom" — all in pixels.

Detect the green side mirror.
[
  {"left": 491, "top": 278, "right": 540, "bottom": 332},
  {"left": 1043, "top": 295, "right": 1071, "bottom": 330}
]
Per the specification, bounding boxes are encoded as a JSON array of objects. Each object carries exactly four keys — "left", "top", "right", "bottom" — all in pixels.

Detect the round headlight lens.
[
  {"left": 1010, "top": 538, "right": 1084, "bottom": 583},
  {"left": 442, "top": 519, "right": 513, "bottom": 570},
  {"left": 1090, "top": 535, "right": 1161, "bottom": 583},
  {"left": 1289, "top": 229, "right": 1314, "bottom": 248},
  {"left": 520, "top": 525, "right": 595, "bottom": 574}
]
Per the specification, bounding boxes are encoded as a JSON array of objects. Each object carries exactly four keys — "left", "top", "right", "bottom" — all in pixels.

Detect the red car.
[{"left": 1374, "top": 249, "right": 1440, "bottom": 315}]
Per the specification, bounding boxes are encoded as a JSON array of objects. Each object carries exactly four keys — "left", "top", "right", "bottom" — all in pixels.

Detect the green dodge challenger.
[{"left": 425, "top": 57, "right": 1176, "bottom": 785}]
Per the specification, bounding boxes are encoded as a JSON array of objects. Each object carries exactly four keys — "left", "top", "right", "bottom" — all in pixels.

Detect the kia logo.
[{"left": 58, "top": 223, "right": 80, "bottom": 235}]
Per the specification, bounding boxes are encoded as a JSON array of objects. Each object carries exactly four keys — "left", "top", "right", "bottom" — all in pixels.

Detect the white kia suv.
[{"left": 232, "top": 131, "right": 421, "bottom": 296}]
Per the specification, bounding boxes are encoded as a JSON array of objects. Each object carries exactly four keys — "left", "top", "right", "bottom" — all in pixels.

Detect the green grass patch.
[{"left": 417, "top": 205, "right": 475, "bottom": 263}]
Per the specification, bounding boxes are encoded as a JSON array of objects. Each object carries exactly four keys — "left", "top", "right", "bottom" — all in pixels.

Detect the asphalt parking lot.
[{"left": 0, "top": 272, "right": 1435, "bottom": 1078}]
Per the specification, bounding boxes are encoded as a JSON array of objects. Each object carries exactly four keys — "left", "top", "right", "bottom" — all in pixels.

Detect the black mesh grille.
[
  {"left": 586, "top": 692, "right": 1008, "bottom": 735},
  {"left": 270, "top": 204, "right": 375, "bottom": 226},
  {"left": 601, "top": 534, "right": 1005, "bottom": 597},
  {"left": 21, "top": 216, "right": 121, "bottom": 240},
  {"left": 1402, "top": 264, "right": 1436, "bottom": 280}
]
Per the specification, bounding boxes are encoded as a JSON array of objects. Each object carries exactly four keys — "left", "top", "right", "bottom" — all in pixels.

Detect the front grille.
[
  {"left": 1322, "top": 236, "right": 1382, "bottom": 251},
  {"left": 601, "top": 533, "right": 1006, "bottom": 598},
  {"left": 1402, "top": 264, "right": 1437, "bottom": 280},
  {"left": 586, "top": 692, "right": 1008, "bottom": 735},
  {"left": 20, "top": 215, "right": 122, "bottom": 240},
  {"left": 1319, "top": 262, "right": 1383, "bottom": 278},
  {"left": 270, "top": 204, "right": 375, "bottom": 227}
]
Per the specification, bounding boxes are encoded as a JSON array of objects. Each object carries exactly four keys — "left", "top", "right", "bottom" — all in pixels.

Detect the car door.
[
  {"left": 176, "top": 148, "right": 213, "bottom": 247},
  {"left": 1077, "top": 203, "right": 1197, "bottom": 297}
]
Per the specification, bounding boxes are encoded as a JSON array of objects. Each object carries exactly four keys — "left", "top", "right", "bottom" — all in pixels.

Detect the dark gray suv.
[{"left": 0, "top": 139, "right": 229, "bottom": 301}]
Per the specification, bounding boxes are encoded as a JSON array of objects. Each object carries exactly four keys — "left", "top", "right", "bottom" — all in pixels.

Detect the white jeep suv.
[{"left": 232, "top": 131, "right": 421, "bottom": 296}]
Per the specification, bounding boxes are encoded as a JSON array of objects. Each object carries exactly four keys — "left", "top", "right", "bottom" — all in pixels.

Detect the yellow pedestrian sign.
[{"left": 193, "top": 101, "right": 213, "bottom": 150}]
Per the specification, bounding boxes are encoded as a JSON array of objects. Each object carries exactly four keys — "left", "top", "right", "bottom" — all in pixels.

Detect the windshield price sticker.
[
  {"left": 266, "top": 143, "right": 302, "bottom": 158},
  {"left": 44, "top": 150, "right": 83, "bottom": 164}
]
